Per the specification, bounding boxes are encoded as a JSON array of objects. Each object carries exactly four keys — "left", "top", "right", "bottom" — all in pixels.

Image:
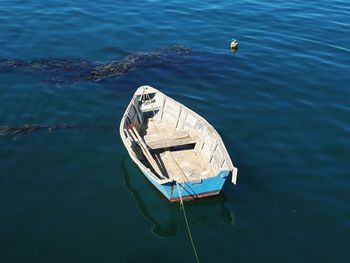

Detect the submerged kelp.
[
  {"left": 0, "top": 45, "right": 191, "bottom": 83},
  {"left": 0, "top": 124, "right": 113, "bottom": 137}
]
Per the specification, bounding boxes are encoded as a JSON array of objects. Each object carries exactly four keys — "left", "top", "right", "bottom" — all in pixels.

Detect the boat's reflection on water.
[{"left": 121, "top": 156, "right": 236, "bottom": 239}]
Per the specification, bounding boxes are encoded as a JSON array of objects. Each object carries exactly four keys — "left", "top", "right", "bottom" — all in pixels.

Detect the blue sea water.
[{"left": 1, "top": 0, "right": 350, "bottom": 262}]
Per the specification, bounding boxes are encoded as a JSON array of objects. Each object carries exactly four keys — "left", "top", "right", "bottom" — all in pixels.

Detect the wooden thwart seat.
[
  {"left": 144, "top": 131, "right": 198, "bottom": 150},
  {"left": 139, "top": 101, "right": 161, "bottom": 112}
]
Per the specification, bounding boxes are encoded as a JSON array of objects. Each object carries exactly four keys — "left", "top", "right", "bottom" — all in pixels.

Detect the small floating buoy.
[{"left": 230, "top": 39, "right": 238, "bottom": 50}]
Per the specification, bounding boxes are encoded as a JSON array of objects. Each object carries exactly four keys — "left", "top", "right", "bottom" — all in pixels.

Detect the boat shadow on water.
[{"left": 121, "top": 156, "right": 236, "bottom": 239}]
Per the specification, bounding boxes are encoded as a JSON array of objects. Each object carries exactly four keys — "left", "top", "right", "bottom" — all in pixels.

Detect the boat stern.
[{"left": 159, "top": 170, "right": 231, "bottom": 202}]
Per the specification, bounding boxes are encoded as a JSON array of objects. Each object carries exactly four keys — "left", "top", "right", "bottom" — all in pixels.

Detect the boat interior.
[{"left": 122, "top": 86, "right": 233, "bottom": 183}]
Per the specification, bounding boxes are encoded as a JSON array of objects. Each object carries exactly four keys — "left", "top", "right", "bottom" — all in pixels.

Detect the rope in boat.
[{"left": 176, "top": 182, "right": 200, "bottom": 263}]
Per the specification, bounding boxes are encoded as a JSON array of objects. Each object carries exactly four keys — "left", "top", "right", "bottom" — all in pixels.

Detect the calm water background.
[{"left": 1, "top": 0, "right": 350, "bottom": 262}]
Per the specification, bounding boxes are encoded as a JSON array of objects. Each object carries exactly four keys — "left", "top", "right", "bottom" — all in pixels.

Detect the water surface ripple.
[{"left": 0, "top": 0, "right": 349, "bottom": 262}]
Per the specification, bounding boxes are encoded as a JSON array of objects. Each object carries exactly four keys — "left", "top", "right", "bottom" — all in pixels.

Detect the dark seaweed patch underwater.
[{"left": 0, "top": 46, "right": 192, "bottom": 84}]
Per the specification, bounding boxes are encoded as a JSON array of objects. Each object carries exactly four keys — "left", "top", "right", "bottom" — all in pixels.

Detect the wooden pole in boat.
[{"left": 127, "top": 124, "right": 163, "bottom": 176}]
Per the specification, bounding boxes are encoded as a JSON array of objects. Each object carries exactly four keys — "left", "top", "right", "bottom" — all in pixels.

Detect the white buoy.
[{"left": 230, "top": 39, "right": 238, "bottom": 50}]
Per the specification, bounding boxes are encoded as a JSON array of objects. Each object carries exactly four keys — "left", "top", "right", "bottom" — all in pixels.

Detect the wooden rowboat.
[{"left": 120, "top": 85, "right": 238, "bottom": 202}]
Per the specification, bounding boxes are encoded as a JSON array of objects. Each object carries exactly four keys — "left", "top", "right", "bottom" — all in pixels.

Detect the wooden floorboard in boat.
[{"left": 160, "top": 150, "right": 212, "bottom": 183}]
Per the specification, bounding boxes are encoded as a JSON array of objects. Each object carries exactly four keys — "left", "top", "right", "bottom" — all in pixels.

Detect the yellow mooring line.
[{"left": 176, "top": 182, "right": 200, "bottom": 263}]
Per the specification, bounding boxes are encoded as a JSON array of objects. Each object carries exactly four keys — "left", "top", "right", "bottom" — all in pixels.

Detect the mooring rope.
[{"left": 176, "top": 182, "right": 200, "bottom": 263}]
